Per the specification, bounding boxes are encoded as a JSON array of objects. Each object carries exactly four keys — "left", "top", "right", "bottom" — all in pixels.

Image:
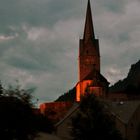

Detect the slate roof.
[
  {"left": 55, "top": 102, "right": 79, "bottom": 127},
  {"left": 105, "top": 101, "right": 140, "bottom": 124},
  {"left": 83, "top": 69, "right": 109, "bottom": 85}
]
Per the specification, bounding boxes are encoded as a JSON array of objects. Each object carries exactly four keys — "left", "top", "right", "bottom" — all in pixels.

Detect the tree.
[
  {"left": 0, "top": 83, "right": 54, "bottom": 140},
  {"left": 71, "top": 93, "right": 123, "bottom": 140}
]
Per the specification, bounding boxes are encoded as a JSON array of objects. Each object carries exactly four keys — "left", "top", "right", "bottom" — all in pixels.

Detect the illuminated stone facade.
[{"left": 40, "top": 102, "right": 73, "bottom": 123}]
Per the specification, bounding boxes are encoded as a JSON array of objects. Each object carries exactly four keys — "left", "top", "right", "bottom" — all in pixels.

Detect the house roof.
[
  {"left": 105, "top": 100, "right": 140, "bottom": 124},
  {"left": 55, "top": 100, "right": 140, "bottom": 129},
  {"left": 55, "top": 102, "right": 79, "bottom": 127}
]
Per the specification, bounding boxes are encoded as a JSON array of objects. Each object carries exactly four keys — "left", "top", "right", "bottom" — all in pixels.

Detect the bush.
[
  {"left": 0, "top": 83, "right": 54, "bottom": 140},
  {"left": 71, "top": 93, "right": 123, "bottom": 140}
]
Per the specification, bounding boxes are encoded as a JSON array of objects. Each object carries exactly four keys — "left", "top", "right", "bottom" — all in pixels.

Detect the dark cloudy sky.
[{"left": 0, "top": 0, "right": 140, "bottom": 105}]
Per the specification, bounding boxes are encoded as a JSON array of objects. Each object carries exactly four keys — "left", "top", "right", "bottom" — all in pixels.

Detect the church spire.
[{"left": 83, "top": 0, "right": 95, "bottom": 40}]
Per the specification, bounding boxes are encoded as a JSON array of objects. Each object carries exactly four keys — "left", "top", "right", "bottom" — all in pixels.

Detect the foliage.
[
  {"left": 71, "top": 93, "right": 123, "bottom": 140},
  {"left": 0, "top": 82, "right": 54, "bottom": 140},
  {"left": 34, "top": 113, "right": 54, "bottom": 133}
]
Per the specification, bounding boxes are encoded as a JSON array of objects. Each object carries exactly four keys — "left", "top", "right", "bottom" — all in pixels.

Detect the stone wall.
[{"left": 40, "top": 102, "right": 73, "bottom": 123}]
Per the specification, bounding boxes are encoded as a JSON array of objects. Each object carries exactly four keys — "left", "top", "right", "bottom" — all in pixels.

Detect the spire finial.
[{"left": 83, "top": 0, "right": 95, "bottom": 40}]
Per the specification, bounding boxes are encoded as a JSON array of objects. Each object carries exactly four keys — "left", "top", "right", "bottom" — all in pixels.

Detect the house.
[
  {"left": 106, "top": 101, "right": 140, "bottom": 140},
  {"left": 56, "top": 101, "right": 140, "bottom": 140}
]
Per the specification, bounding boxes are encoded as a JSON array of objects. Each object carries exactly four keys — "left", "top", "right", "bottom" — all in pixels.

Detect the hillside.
[
  {"left": 55, "top": 60, "right": 140, "bottom": 102},
  {"left": 55, "top": 87, "right": 76, "bottom": 102},
  {"left": 109, "top": 60, "right": 140, "bottom": 94}
]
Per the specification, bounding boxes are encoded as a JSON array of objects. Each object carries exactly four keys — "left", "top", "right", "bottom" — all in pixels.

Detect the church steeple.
[
  {"left": 76, "top": 0, "right": 109, "bottom": 102},
  {"left": 83, "top": 0, "right": 95, "bottom": 40},
  {"left": 79, "top": 0, "right": 100, "bottom": 81}
]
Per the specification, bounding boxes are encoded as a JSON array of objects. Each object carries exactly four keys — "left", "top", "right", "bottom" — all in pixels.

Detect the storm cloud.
[{"left": 0, "top": 0, "right": 140, "bottom": 105}]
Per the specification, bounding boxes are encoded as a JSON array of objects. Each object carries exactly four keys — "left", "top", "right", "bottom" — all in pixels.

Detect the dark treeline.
[{"left": 0, "top": 83, "right": 54, "bottom": 140}]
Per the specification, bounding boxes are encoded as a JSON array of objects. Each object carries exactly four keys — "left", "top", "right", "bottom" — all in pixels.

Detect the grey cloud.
[{"left": 0, "top": 0, "right": 140, "bottom": 104}]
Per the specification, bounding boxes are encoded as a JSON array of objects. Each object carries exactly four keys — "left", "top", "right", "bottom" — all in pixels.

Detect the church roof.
[{"left": 83, "top": 69, "right": 109, "bottom": 85}]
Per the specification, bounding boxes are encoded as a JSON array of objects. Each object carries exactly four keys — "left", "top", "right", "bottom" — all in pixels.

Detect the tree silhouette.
[
  {"left": 0, "top": 83, "right": 54, "bottom": 140},
  {"left": 71, "top": 93, "right": 123, "bottom": 140}
]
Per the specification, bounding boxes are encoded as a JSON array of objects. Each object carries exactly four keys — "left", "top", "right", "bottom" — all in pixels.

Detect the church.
[
  {"left": 76, "top": 0, "right": 109, "bottom": 102},
  {"left": 40, "top": 0, "right": 109, "bottom": 121},
  {"left": 39, "top": 1, "right": 140, "bottom": 140}
]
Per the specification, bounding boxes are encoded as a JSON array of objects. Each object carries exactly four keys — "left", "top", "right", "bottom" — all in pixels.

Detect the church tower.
[
  {"left": 79, "top": 0, "right": 100, "bottom": 81},
  {"left": 76, "top": 0, "right": 109, "bottom": 102}
]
